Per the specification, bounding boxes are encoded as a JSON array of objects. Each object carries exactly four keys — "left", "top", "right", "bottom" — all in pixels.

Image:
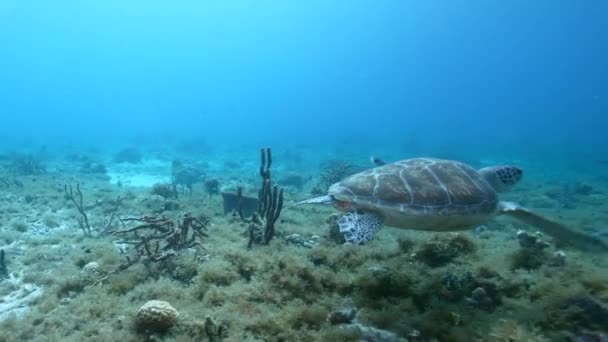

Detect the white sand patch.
[
  {"left": 107, "top": 158, "right": 172, "bottom": 188},
  {"left": 108, "top": 173, "right": 169, "bottom": 187},
  {"left": 0, "top": 275, "right": 43, "bottom": 322}
]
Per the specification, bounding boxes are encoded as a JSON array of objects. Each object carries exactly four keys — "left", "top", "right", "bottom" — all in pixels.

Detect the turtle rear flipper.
[
  {"left": 296, "top": 195, "right": 334, "bottom": 205},
  {"left": 499, "top": 201, "right": 607, "bottom": 252},
  {"left": 338, "top": 211, "right": 384, "bottom": 245}
]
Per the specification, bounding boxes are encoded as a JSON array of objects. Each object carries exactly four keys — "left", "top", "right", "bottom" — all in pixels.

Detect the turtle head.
[{"left": 478, "top": 165, "right": 523, "bottom": 193}]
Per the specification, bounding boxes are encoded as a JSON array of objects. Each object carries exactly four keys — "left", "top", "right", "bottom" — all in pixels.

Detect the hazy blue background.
[{"left": 0, "top": 1, "right": 606, "bottom": 160}]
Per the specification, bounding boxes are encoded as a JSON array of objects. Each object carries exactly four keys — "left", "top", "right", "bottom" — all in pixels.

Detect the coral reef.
[
  {"left": 0, "top": 146, "right": 605, "bottom": 341},
  {"left": 509, "top": 230, "right": 569, "bottom": 270},
  {"left": 201, "top": 316, "right": 229, "bottom": 341},
  {"left": 221, "top": 188, "right": 258, "bottom": 218},
  {"left": 7, "top": 154, "right": 47, "bottom": 176},
  {"left": 415, "top": 234, "right": 476, "bottom": 267},
  {"left": 151, "top": 182, "right": 178, "bottom": 200},
  {"left": 135, "top": 300, "right": 179, "bottom": 332},
  {"left": 204, "top": 179, "right": 220, "bottom": 199},
  {"left": 327, "top": 304, "right": 357, "bottom": 325},
  {"left": 111, "top": 213, "right": 208, "bottom": 261},
  {"left": 285, "top": 233, "right": 320, "bottom": 248},
  {"left": 171, "top": 159, "right": 204, "bottom": 193},
  {"left": 465, "top": 287, "right": 494, "bottom": 311},
  {"left": 325, "top": 213, "right": 348, "bottom": 244}
]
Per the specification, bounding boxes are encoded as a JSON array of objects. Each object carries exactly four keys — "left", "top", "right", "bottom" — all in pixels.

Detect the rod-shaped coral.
[
  {"left": 251, "top": 148, "right": 284, "bottom": 245},
  {"left": 0, "top": 249, "right": 7, "bottom": 278}
]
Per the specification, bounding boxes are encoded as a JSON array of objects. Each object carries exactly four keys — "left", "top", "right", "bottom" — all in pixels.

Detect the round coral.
[{"left": 135, "top": 300, "right": 179, "bottom": 332}]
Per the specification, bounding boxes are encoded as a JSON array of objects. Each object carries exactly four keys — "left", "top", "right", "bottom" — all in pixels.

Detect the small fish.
[{"left": 370, "top": 156, "right": 386, "bottom": 166}]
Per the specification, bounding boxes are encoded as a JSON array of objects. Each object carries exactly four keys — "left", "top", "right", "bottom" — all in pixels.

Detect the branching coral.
[
  {"left": 95, "top": 213, "right": 209, "bottom": 285},
  {"left": 64, "top": 183, "right": 92, "bottom": 237},
  {"left": 316, "top": 159, "right": 358, "bottom": 192},
  {"left": 113, "top": 213, "right": 209, "bottom": 255}
]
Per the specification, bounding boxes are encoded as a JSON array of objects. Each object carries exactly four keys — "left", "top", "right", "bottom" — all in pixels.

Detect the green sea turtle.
[{"left": 299, "top": 158, "right": 605, "bottom": 250}]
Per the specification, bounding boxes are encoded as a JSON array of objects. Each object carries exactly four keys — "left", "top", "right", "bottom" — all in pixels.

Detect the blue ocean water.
[
  {"left": 2, "top": 2, "right": 608, "bottom": 340},
  {"left": 1, "top": 1, "right": 606, "bottom": 165}
]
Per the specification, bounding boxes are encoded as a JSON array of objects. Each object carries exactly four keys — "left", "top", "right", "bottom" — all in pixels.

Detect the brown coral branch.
[{"left": 64, "top": 183, "right": 92, "bottom": 237}]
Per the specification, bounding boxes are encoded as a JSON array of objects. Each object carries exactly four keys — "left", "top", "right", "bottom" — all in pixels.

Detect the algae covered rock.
[
  {"left": 81, "top": 261, "right": 101, "bottom": 276},
  {"left": 325, "top": 213, "right": 346, "bottom": 244},
  {"left": 135, "top": 300, "right": 179, "bottom": 332},
  {"left": 415, "top": 234, "right": 476, "bottom": 267},
  {"left": 327, "top": 304, "right": 358, "bottom": 325}
]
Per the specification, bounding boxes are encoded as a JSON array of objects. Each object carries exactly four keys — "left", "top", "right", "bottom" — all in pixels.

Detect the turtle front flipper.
[
  {"left": 337, "top": 211, "right": 384, "bottom": 245},
  {"left": 499, "top": 201, "right": 607, "bottom": 252}
]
